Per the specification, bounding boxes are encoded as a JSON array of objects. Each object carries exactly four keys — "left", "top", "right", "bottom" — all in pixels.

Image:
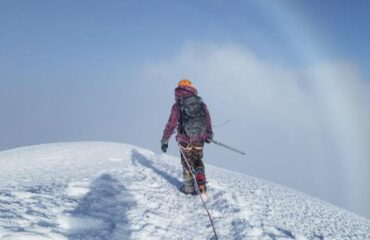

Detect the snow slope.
[{"left": 0, "top": 142, "right": 369, "bottom": 240}]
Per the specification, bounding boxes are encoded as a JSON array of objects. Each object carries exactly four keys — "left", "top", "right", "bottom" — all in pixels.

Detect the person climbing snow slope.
[{"left": 161, "top": 79, "right": 214, "bottom": 195}]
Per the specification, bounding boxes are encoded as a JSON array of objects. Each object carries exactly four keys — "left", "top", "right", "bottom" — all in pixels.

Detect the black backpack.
[{"left": 178, "top": 95, "right": 207, "bottom": 137}]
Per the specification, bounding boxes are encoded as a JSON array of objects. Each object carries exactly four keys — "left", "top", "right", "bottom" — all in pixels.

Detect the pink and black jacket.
[{"left": 162, "top": 86, "right": 213, "bottom": 144}]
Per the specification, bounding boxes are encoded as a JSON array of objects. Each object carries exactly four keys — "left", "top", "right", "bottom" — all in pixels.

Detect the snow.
[{"left": 0, "top": 142, "right": 369, "bottom": 240}]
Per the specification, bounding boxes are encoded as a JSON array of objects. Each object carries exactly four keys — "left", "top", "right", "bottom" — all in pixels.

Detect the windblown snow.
[{"left": 0, "top": 142, "right": 369, "bottom": 240}]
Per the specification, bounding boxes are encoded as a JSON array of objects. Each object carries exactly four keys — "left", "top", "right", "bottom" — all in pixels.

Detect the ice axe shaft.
[{"left": 210, "top": 139, "right": 246, "bottom": 156}]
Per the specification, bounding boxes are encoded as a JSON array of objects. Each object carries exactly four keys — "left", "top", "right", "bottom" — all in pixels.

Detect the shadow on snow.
[
  {"left": 63, "top": 174, "right": 136, "bottom": 240},
  {"left": 131, "top": 149, "right": 183, "bottom": 190}
]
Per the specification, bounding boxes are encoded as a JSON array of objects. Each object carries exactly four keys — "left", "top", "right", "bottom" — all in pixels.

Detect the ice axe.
[{"left": 209, "top": 139, "right": 246, "bottom": 156}]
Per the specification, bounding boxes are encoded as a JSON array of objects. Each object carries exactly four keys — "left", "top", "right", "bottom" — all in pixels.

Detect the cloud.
[{"left": 144, "top": 42, "right": 370, "bottom": 217}]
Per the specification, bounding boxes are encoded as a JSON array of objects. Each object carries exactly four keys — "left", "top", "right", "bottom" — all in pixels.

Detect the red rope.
[{"left": 179, "top": 145, "right": 219, "bottom": 240}]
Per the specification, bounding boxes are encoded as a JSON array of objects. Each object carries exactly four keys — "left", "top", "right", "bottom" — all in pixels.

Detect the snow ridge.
[{"left": 0, "top": 142, "right": 369, "bottom": 240}]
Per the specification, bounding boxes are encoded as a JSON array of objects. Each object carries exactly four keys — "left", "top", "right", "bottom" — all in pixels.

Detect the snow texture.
[{"left": 0, "top": 142, "right": 369, "bottom": 240}]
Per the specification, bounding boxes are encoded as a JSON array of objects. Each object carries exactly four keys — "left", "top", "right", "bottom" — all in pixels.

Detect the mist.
[{"left": 143, "top": 42, "right": 370, "bottom": 217}]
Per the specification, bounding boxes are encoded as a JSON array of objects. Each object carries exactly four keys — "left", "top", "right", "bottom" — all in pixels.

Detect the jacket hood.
[{"left": 174, "top": 86, "right": 198, "bottom": 101}]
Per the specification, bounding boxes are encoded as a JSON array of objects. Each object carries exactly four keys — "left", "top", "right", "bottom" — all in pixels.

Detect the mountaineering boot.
[
  {"left": 198, "top": 183, "right": 207, "bottom": 194},
  {"left": 180, "top": 184, "right": 195, "bottom": 195},
  {"left": 198, "top": 183, "right": 208, "bottom": 201}
]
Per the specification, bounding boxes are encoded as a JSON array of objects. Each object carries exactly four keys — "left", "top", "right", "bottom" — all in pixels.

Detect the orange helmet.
[{"left": 178, "top": 79, "right": 192, "bottom": 87}]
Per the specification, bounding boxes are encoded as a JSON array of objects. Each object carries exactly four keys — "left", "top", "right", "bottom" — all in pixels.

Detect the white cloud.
[{"left": 144, "top": 42, "right": 370, "bottom": 217}]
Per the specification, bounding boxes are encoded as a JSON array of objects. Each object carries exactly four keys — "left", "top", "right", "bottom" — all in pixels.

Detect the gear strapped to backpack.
[{"left": 178, "top": 95, "right": 207, "bottom": 137}]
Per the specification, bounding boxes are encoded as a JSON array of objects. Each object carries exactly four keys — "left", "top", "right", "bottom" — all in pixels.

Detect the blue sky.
[
  {"left": 1, "top": 1, "right": 369, "bottom": 74},
  {"left": 1, "top": 1, "right": 369, "bottom": 218}
]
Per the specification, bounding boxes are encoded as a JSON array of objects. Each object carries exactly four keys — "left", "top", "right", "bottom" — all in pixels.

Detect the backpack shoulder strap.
[{"left": 178, "top": 98, "right": 185, "bottom": 134}]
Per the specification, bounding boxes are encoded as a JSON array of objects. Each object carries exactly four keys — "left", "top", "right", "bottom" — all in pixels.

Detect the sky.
[{"left": 1, "top": 0, "right": 369, "bottom": 218}]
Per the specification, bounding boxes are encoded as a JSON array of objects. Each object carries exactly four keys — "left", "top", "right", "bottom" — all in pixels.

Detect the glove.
[
  {"left": 205, "top": 134, "right": 213, "bottom": 144},
  {"left": 161, "top": 139, "right": 168, "bottom": 153}
]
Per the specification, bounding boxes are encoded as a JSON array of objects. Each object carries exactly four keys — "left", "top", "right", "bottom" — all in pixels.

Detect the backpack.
[{"left": 178, "top": 95, "right": 207, "bottom": 137}]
